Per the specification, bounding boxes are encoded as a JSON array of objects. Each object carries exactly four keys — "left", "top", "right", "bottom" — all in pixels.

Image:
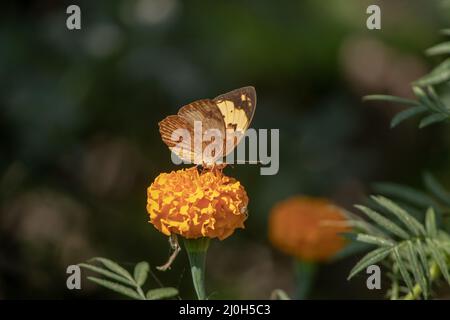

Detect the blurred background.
[{"left": 1, "top": 0, "right": 450, "bottom": 299}]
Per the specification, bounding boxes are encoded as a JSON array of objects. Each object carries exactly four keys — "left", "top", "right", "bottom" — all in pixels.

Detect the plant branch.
[{"left": 402, "top": 262, "right": 440, "bottom": 300}]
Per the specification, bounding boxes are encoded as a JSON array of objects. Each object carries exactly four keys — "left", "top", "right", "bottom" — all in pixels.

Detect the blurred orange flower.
[
  {"left": 147, "top": 167, "right": 248, "bottom": 240},
  {"left": 269, "top": 196, "right": 350, "bottom": 262}
]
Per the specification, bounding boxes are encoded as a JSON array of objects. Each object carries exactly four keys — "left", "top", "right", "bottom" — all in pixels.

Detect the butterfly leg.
[{"left": 156, "top": 234, "right": 181, "bottom": 271}]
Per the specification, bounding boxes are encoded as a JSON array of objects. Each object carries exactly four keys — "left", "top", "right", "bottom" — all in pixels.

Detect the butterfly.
[{"left": 159, "top": 86, "right": 256, "bottom": 166}]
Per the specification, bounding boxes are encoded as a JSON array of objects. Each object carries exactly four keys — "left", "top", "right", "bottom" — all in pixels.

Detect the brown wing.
[
  {"left": 159, "top": 99, "right": 226, "bottom": 165},
  {"left": 213, "top": 86, "right": 257, "bottom": 156}
]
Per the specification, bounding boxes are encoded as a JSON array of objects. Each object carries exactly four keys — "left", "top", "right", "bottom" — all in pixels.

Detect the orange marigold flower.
[
  {"left": 268, "top": 196, "right": 350, "bottom": 262},
  {"left": 147, "top": 167, "right": 249, "bottom": 240}
]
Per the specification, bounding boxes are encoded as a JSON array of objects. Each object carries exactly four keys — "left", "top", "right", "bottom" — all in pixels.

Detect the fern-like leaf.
[
  {"left": 349, "top": 195, "right": 450, "bottom": 299},
  {"left": 364, "top": 30, "right": 450, "bottom": 128}
]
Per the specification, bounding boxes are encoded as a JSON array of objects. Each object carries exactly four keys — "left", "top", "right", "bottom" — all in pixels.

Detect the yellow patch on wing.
[{"left": 215, "top": 100, "right": 250, "bottom": 132}]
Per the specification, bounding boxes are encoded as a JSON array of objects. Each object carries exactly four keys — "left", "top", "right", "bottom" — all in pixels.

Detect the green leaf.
[
  {"left": 405, "top": 241, "right": 427, "bottom": 298},
  {"left": 431, "top": 58, "right": 450, "bottom": 74},
  {"left": 270, "top": 289, "right": 291, "bottom": 300},
  {"left": 87, "top": 277, "right": 142, "bottom": 300},
  {"left": 393, "top": 201, "right": 426, "bottom": 223},
  {"left": 436, "top": 239, "right": 450, "bottom": 255},
  {"left": 363, "top": 95, "right": 420, "bottom": 106},
  {"left": 426, "top": 239, "right": 450, "bottom": 285},
  {"left": 146, "top": 287, "right": 179, "bottom": 300},
  {"left": 419, "top": 113, "right": 448, "bottom": 128},
  {"left": 425, "top": 207, "right": 437, "bottom": 238},
  {"left": 79, "top": 263, "right": 132, "bottom": 286},
  {"left": 427, "top": 86, "right": 449, "bottom": 113},
  {"left": 371, "top": 196, "right": 425, "bottom": 236},
  {"left": 347, "top": 219, "right": 386, "bottom": 236},
  {"left": 423, "top": 172, "right": 450, "bottom": 206},
  {"left": 416, "top": 68, "right": 450, "bottom": 86},
  {"left": 415, "top": 239, "right": 431, "bottom": 285},
  {"left": 356, "top": 233, "right": 395, "bottom": 247},
  {"left": 90, "top": 258, "right": 135, "bottom": 283},
  {"left": 441, "top": 29, "right": 450, "bottom": 36},
  {"left": 425, "top": 41, "right": 450, "bottom": 56},
  {"left": 390, "top": 106, "right": 428, "bottom": 128},
  {"left": 436, "top": 232, "right": 450, "bottom": 254},
  {"left": 389, "top": 265, "right": 400, "bottom": 300},
  {"left": 355, "top": 205, "right": 409, "bottom": 239},
  {"left": 348, "top": 247, "right": 392, "bottom": 280},
  {"left": 133, "top": 262, "right": 149, "bottom": 287},
  {"left": 393, "top": 247, "right": 415, "bottom": 296},
  {"left": 413, "top": 86, "right": 435, "bottom": 109},
  {"left": 372, "top": 182, "right": 436, "bottom": 208}
]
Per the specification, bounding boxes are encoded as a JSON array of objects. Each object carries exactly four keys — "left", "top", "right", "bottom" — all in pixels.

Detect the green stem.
[
  {"left": 184, "top": 238, "right": 210, "bottom": 300},
  {"left": 294, "top": 259, "right": 317, "bottom": 300},
  {"left": 402, "top": 262, "right": 439, "bottom": 300}
]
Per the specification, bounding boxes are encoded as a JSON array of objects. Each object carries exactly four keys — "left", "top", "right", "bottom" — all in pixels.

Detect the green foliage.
[
  {"left": 426, "top": 42, "right": 450, "bottom": 56},
  {"left": 348, "top": 196, "right": 450, "bottom": 300},
  {"left": 373, "top": 172, "right": 450, "bottom": 231},
  {"left": 146, "top": 288, "right": 180, "bottom": 300},
  {"left": 270, "top": 289, "right": 291, "bottom": 300},
  {"left": 79, "top": 258, "right": 179, "bottom": 300},
  {"left": 363, "top": 29, "right": 450, "bottom": 128}
]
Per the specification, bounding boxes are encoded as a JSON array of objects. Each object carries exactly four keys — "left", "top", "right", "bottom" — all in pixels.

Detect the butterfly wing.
[
  {"left": 213, "top": 86, "right": 257, "bottom": 156},
  {"left": 159, "top": 99, "right": 226, "bottom": 165}
]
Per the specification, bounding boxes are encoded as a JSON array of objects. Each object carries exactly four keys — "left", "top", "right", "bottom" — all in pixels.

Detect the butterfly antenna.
[{"left": 234, "top": 160, "right": 262, "bottom": 164}]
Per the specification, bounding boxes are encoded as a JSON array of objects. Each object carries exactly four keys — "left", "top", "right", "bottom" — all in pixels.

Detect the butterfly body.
[{"left": 159, "top": 86, "right": 256, "bottom": 167}]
